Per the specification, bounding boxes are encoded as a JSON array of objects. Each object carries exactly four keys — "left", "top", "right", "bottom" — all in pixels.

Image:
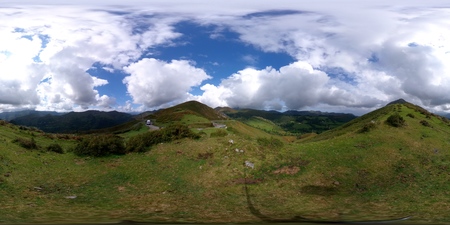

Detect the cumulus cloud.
[
  {"left": 196, "top": 61, "right": 380, "bottom": 110},
  {"left": 123, "top": 58, "right": 211, "bottom": 108},
  {"left": 2, "top": 1, "right": 450, "bottom": 113},
  {"left": 191, "top": 4, "right": 450, "bottom": 111},
  {"left": 0, "top": 5, "right": 182, "bottom": 111}
]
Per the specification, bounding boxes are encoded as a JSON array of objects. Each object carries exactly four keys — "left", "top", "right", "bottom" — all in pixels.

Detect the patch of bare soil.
[
  {"left": 273, "top": 166, "right": 300, "bottom": 175},
  {"left": 74, "top": 159, "right": 85, "bottom": 165},
  {"left": 197, "top": 152, "right": 213, "bottom": 160}
]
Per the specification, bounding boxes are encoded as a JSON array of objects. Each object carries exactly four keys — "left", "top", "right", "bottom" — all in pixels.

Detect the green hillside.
[
  {"left": 243, "top": 116, "right": 287, "bottom": 135},
  {"left": 1, "top": 100, "right": 450, "bottom": 223},
  {"left": 218, "top": 107, "right": 356, "bottom": 135},
  {"left": 150, "top": 101, "right": 226, "bottom": 122}
]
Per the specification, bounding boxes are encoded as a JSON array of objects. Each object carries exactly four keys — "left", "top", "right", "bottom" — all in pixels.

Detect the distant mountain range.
[
  {"left": 0, "top": 103, "right": 356, "bottom": 134},
  {"left": 0, "top": 110, "right": 65, "bottom": 121},
  {"left": 216, "top": 107, "right": 357, "bottom": 134},
  {"left": 7, "top": 110, "right": 134, "bottom": 133},
  {"left": 2, "top": 99, "right": 448, "bottom": 134}
]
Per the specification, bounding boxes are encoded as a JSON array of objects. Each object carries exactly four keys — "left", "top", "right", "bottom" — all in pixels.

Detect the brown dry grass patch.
[{"left": 273, "top": 166, "right": 300, "bottom": 175}]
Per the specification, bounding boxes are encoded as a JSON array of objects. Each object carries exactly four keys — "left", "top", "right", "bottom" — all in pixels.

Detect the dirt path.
[{"left": 147, "top": 125, "right": 160, "bottom": 130}]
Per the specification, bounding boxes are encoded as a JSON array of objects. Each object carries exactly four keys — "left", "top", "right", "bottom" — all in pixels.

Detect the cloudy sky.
[{"left": 1, "top": 0, "right": 450, "bottom": 114}]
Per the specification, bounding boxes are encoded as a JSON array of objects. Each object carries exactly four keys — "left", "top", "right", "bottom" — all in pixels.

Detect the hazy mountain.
[
  {"left": 10, "top": 110, "right": 134, "bottom": 133},
  {"left": 0, "top": 110, "right": 64, "bottom": 121},
  {"left": 217, "top": 107, "right": 356, "bottom": 134}
]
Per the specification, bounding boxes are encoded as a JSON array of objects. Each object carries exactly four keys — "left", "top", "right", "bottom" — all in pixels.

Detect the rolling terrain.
[
  {"left": 217, "top": 107, "right": 356, "bottom": 135},
  {"left": 1, "top": 100, "right": 450, "bottom": 223},
  {"left": 0, "top": 110, "right": 65, "bottom": 121},
  {"left": 9, "top": 110, "right": 134, "bottom": 134}
]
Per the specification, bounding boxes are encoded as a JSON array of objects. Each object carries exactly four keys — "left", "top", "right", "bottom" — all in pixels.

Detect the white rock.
[{"left": 245, "top": 161, "right": 255, "bottom": 169}]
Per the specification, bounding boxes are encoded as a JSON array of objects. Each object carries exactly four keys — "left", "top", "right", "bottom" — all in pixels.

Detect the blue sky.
[
  {"left": 140, "top": 21, "right": 295, "bottom": 94},
  {"left": 1, "top": 1, "right": 450, "bottom": 114},
  {"left": 88, "top": 20, "right": 295, "bottom": 109}
]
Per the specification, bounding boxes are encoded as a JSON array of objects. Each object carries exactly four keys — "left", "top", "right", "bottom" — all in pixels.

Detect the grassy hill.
[
  {"left": 218, "top": 107, "right": 356, "bottom": 135},
  {"left": 291, "top": 101, "right": 450, "bottom": 220},
  {"left": 1, "top": 100, "right": 450, "bottom": 223},
  {"left": 148, "top": 101, "right": 227, "bottom": 127}
]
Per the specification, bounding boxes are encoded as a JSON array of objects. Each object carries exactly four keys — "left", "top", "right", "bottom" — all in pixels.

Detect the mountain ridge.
[
  {"left": 217, "top": 106, "right": 357, "bottom": 134},
  {"left": 10, "top": 110, "right": 134, "bottom": 133}
]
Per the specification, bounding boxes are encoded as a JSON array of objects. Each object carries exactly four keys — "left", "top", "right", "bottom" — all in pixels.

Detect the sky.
[{"left": 1, "top": 1, "right": 450, "bottom": 115}]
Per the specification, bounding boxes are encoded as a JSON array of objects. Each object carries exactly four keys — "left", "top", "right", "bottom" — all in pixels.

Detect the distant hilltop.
[{"left": 387, "top": 98, "right": 408, "bottom": 105}]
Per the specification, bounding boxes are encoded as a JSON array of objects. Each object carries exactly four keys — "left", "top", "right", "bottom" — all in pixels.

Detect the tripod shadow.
[
  {"left": 242, "top": 169, "right": 411, "bottom": 224},
  {"left": 243, "top": 168, "right": 312, "bottom": 223}
]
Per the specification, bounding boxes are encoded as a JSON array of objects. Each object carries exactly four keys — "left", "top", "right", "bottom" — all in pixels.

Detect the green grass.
[
  {"left": 244, "top": 116, "right": 287, "bottom": 135},
  {"left": 2, "top": 103, "right": 450, "bottom": 223},
  {"left": 118, "top": 122, "right": 149, "bottom": 139}
]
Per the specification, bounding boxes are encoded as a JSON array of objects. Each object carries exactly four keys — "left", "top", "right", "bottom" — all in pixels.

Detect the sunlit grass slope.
[
  {"left": 1, "top": 101, "right": 450, "bottom": 223},
  {"left": 242, "top": 116, "right": 287, "bottom": 135},
  {"left": 291, "top": 102, "right": 450, "bottom": 221},
  {"left": 149, "top": 101, "right": 227, "bottom": 126}
]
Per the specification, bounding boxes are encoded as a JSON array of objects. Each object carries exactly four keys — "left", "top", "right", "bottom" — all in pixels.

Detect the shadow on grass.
[{"left": 243, "top": 168, "right": 412, "bottom": 224}]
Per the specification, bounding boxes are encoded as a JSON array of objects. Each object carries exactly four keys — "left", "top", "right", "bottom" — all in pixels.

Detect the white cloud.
[
  {"left": 196, "top": 61, "right": 380, "bottom": 110},
  {"left": 2, "top": 1, "right": 450, "bottom": 113},
  {"left": 190, "top": 4, "right": 450, "bottom": 112},
  {"left": 0, "top": 5, "right": 182, "bottom": 111},
  {"left": 123, "top": 58, "right": 211, "bottom": 109}
]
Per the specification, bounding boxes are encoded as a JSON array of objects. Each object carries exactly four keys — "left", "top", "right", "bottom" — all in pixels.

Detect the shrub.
[
  {"left": 406, "top": 113, "right": 415, "bottom": 118},
  {"left": 12, "top": 137, "right": 38, "bottom": 149},
  {"left": 73, "top": 134, "right": 126, "bottom": 157},
  {"left": 126, "top": 124, "right": 199, "bottom": 153},
  {"left": 420, "top": 120, "right": 432, "bottom": 127},
  {"left": 46, "top": 143, "right": 64, "bottom": 154},
  {"left": 386, "top": 114, "right": 405, "bottom": 127},
  {"left": 257, "top": 137, "right": 284, "bottom": 149},
  {"left": 359, "top": 121, "right": 377, "bottom": 133},
  {"left": 210, "top": 129, "right": 228, "bottom": 137},
  {"left": 198, "top": 131, "right": 207, "bottom": 137}
]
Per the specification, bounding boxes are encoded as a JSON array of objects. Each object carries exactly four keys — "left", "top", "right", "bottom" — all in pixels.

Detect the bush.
[
  {"left": 73, "top": 134, "right": 126, "bottom": 157},
  {"left": 386, "top": 114, "right": 405, "bottom": 127},
  {"left": 420, "top": 120, "right": 432, "bottom": 127},
  {"left": 210, "top": 129, "right": 228, "bottom": 137},
  {"left": 359, "top": 121, "right": 377, "bottom": 133},
  {"left": 196, "top": 131, "right": 208, "bottom": 138},
  {"left": 12, "top": 137, "right": 38, "bottom": 149},
  {"left": 46, "top": 143, "right": 64, "bottom": 154},
  {"left": 257, "top": 137, "right": 284, "bottom": 149},
  {"left": 406, "top": 113, "right": 415, "bottom": 118},
  {"left": 126, "top": 124, "right": 200, "bottom": 153}
]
